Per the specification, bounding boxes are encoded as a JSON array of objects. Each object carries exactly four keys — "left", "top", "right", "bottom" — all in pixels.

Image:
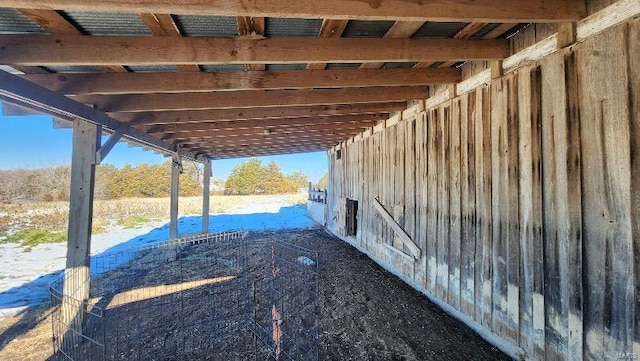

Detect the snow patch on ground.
[{"left": 0, "top": 196, "right": 314, "bottom": 319}]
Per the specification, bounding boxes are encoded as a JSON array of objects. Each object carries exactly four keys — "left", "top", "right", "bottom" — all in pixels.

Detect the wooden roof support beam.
[
  {"left": 163, "top": 124, "right": 370, "bottom": 140},
  {"left": 18, "top": 9, "right": 128, "bottom": 73},
  {"left": 0, "top": 69, "right": 200, "bottom": 160},
  {"left": 236, "top": 16, "right": 265, "bottom": 71},
  {"left": 145, "top": 114, "right": 381, "bottom": 133},
  {"left": 185, "top": 132, "right": 350, "bottom": 142},
  {"left": 185, "top": 138, "right": 344, "bottom": 149},
  {"left": 6, "top": 0, "right": 586, "bottom": 22},
  {"left": 360, "top": 21, "right": 425, "bottom": 69},
  {"left": 0, "top": 35, "right": 509, "bottom": 66},
  {"left": 201, "top": 147, "right": 336, "bottom": 160},
  {"left": 307, "top": 19, "right": 349, "bottom": 70},
  {"left": 178, "top": 141, "right": 350, "bottom": 156},
  {"left": 184, "top": 139, "right": 345, "bottom": 153},
  {"left": 415, "top": 22, "right": 488, "bottom": 69},
  {"left": 113, "top": 103, "right": 402, "bottom": 125},
  {"left": 20, "top": 68, "right": 460, "bottom": 95},
  {"left": 139, "top": 13, "right": 200, "bottom": 72},
  {"left": 189, "top": 145, "right": 340, "bottom": 158},
  {"left": 72, "top": 86, "right": 428, "bottom": 112}
]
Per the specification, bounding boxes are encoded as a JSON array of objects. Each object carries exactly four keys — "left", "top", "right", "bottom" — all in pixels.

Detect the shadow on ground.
[{"left": 0, "top": 204, "right": 315, "bottom": 354}]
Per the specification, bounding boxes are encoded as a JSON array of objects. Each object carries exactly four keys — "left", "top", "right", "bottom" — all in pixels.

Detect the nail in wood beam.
[
  {"left": 62, "top": 118, "right": 100, "bottom": 342},
  {"left": 202, "top": 160, "right": 211, "bottom": 233}
]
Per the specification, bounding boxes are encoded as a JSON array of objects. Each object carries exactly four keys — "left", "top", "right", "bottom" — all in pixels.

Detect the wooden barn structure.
[{"left": 0, "top": 0, "right": 637, "bottom": 359}]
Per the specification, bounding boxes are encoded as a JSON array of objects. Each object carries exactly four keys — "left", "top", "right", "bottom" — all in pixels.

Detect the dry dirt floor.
[{"left": 0, "top": 228, "right": 511, "bottom": 360}]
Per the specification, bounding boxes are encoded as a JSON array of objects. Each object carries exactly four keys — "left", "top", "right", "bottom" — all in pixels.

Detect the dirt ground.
[{"left": 0, "top": 228, "right": 510, "bottom": 360}]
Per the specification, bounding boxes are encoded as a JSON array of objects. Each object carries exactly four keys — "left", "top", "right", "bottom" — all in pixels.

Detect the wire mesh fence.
[{"left": 49, "top": 230, "right": 318, "bottom": 361}]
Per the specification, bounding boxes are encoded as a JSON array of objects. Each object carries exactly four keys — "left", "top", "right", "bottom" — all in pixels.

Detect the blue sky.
[{"left": 0, "top": 104, "right": 328, "bottom": 182}]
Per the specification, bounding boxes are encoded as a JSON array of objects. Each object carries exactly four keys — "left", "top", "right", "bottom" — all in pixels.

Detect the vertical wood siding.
[{"left": 326, "top": 21, "right": 639, "bottom": 361}]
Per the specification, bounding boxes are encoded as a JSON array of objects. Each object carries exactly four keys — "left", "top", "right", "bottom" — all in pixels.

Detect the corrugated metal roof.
[
  {"left": 173, "top": 15, "right": 238, "bottom": 36},
  {"left": 325, "top": 63, "right": 360, "bottom": 70},
  {"left": 61, "top": 11, "right": 151, "bottom": 36},
  {"left": 43, "top": 65, "right": 106, "bottom": 73},
  {"left": 266, "top": 64, "right": 307, "bottom": 71},
  {"left": 412, "top": 22, "right": 468, "bottom": 38},
  {"left": 383, "top": 62, "right": 417, "bottom": 69},
  {"left": 265, "top": 18, "right": 322, "bottom": 37},
  {"left": 502, "top": 23, "right": 528, "bottom": 39},
  {"left": 200, "top": 64, "right": 246, "bottom": 72},
  {"left": 128, "top": 65, "right": 179, "bottom": 72},
  {"left": 472, "top": 23, "right": 500, "bottom": 39},
  {"left": 342, "top": 20, "right": 394, "bottom": 38},
  {"left": 0, "top": 8, "right": 46, "bottom": 34}
]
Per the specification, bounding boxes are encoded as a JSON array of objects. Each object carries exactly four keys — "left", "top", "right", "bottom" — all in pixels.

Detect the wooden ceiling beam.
[
  {"left": 19, "top": 68, "right": 460, "bottom": 95},
  {"left": 72, "top": 86, "right": 428, "bottom": 112},
  {"left": 168, "top": 130, "right": 356, "bottom": 142},
  {"left": 0, "top": 35, "right": 509, "bottom": 66},
  {"left": 18, "top": 9, "right": 128, "bottom": 73},
  {"left": 113, "top": 103, "right": 402, "bottom": 125},
  {"left": 186, "top": 142, "right": 339, "bottom": 155},
  {"left": 180, "top": 136, "right": 348, "bottom": 155},
  {"left": 7, "top": 1, "right": 587, "bottom": 22},
  {"left": 184, "top": 137, "right": 343, "bottom": 148},
  {"left": 162, "top": 124, "right": 370, "bottom": 140},
  {"left": 360, "top": 21, "right": 425, "bottom": 69},
  {"left": 144, "top": 114, "right": 381, "bottom": 133},
  {"left": 139, "top": 13, "right": 200, "bottom": 72},
  {"left": 236, "top": 16, "right": 266, "bottom": 71},
  {"left": 415, "top": 22, "right": 516, "bottom": 69},
  {"left": 209, "top": 145, "right": 340, "bottom": 157},
  {"left": 198, "top": 146, "right": 336, "bottom": 160},
  {"left": 307, "top": 19, "right": 349, "bottom": 70}
]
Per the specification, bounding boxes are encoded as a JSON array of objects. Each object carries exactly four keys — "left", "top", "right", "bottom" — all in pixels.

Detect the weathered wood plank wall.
[{"left": 326, "top": 20, "right": 639, "bottom": 361}]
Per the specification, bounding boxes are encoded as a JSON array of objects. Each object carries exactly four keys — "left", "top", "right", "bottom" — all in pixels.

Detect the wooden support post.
[
  {"left": 202, "top": 160, "right": 211, "bottom": 234},
  {"left": 557, "top": 22, "right": 577, "bottom": 48},
  {"left": 170, "top": 155, "right": 180, "bottom": 239},
  {"left": 490, "top": 60, "right": 503, "bottom": 79},
  {"left": 62, "top": 119, "right": 99, "bottom": 342}
]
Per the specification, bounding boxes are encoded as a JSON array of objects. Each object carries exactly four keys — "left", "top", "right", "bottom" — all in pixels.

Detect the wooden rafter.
[
  {"left": 71, "top": 87, "right": 428, "bottom": 112},
  {"left": 186, "top": 143, "right": 344, "bottom": 156},
  {"left": 207, "top": 147, "right": 344, "bottom": 159},
  {"left": 0, "top": 35, "right": 509, "bottom": 66},
  {"left": 18, "top": 9, "right": 127, "bottom": 73},
  {"left": 307, "top": 19, "right": 349, "bottom": 70},
  {"left": 236, "top": 16, "right": 266, "bottom": 70},
  {"left": 359, "top": 21, "right": 425, "bottom": 69},
  {"left": 415, "top": 22, "right": 516, "bottom": 69},
  {"left": 19, "top": 68, "right": 460, "bottom": 95},
  {"left": 139, "top": 13, "right": 200, "bottom": 72},
  {"left": 113, "top": 103, "right": 403, "bottom": 125},
  {"left": 163, "top": 124, "right": 371, "bottom": 140},
  {"left": 182, "top": 137, "right": 350, "bottom": 151},
  {"left": 185, "top": 136, "right": 345, "bottom": 148},
  {"left": 6, "top": 0, "right": 587, "bottom": 22},
  {"left": 144, "top": 114, "right": 382, "bottom": 133}
]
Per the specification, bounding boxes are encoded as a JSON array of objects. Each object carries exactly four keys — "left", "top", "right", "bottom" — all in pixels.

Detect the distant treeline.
[
  {"left": 0, "top": 158, "right": 318, "bottom": 202},
  {"left": 224, "top": 159, "right": 308, "bottom": 195},
  {"left": 0, "top": 160, "right": 202, "bottom": 202}
]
